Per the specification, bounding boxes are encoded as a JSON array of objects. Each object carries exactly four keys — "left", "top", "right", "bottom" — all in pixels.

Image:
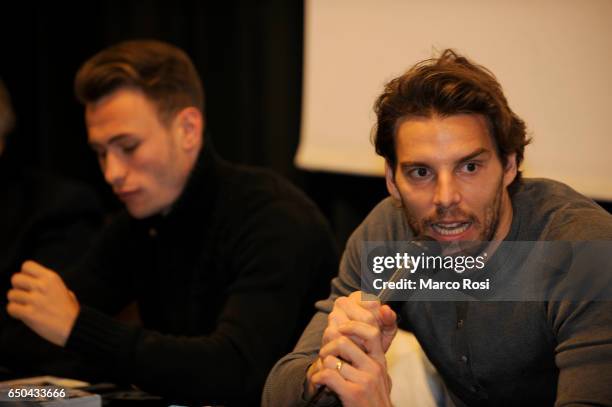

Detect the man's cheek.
[{"left": 406, "top": 206, "right": 432, "bottom": 235}]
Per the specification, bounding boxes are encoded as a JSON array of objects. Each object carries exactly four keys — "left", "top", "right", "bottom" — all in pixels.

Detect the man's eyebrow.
[
  {"left": 457, "top": 148, "right": 491, "bottom": 163},
  {"left": 399, "top": 148, "right": 492, "bottom": 167},
  {"left": 88, "top": 134, "right": 133, "bottom": 149}
]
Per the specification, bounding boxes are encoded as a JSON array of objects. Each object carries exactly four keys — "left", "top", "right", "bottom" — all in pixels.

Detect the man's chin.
[{"left": 126, "top": 204, "right": 157, "bottom": 219}]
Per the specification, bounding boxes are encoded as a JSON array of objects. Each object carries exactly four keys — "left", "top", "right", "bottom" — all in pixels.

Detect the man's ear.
[
  {"left": 385, "top": 161, "right": 401, "bottom": 201},
  {"left": 502, "top": 153, "right": 518, "bottom": 188},
  {"left": 175, "top": 107, "right": 204, "bottom": 152}
]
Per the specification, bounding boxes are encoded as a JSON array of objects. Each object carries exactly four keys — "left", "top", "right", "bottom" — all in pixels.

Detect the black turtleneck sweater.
[{"left": 62, "top": 141, "right": 338, "bottom": 406}]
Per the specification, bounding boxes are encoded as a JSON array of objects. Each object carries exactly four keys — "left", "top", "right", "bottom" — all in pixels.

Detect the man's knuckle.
[
  {"left": 335, "top": 296, "right": 348, "bottom": 308},
  {"left": 319, "top": 369, "right": 332, "bottom": 381},
  {"left": 371, "top": 327, "right": 381, "bottom": 341},
  {"left": 364, "top": 313, "right": 376, "bottom": 326},
  {"left": 337, "top": 336, "right": 350, "bottom": 347},
  {"left": 323, "top": 355, "right": 335, "bottom": 368},
  {"left": 328, "top": 310, "right": 340, "bottom": 325},
  {"left": 341, "top": 320, "right": 354, "bottom": 330}
]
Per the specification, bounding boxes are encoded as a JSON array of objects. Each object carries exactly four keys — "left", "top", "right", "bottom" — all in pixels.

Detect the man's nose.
[
  {"left": 433, "top": 172, "right": 461, "bottom": 208},
  {"left": 103, "top": 153, "right": 127, "bottom": 186}
]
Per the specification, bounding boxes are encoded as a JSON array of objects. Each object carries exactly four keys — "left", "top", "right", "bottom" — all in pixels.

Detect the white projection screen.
[{"left": 296, "top": 0, "right": 612, "bottom": 200}]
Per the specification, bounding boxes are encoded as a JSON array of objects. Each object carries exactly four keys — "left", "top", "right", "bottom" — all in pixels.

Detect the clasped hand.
[
  {"left": 6, "top": 260, "right": 79, "bottom": 347},
  {"left": 307, "top": 291, "right": 398, "bottom": 407}
]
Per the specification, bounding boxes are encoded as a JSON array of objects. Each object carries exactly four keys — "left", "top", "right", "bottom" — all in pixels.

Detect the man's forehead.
[
  {"left": 85, "top": 89, "right": 155, "bottom": 145},
  {"left": 86, "top": 114, "right": 140, "bottom": 146},
  {"left": 395, "top": 114, "right": 496, "bottom": 161}
]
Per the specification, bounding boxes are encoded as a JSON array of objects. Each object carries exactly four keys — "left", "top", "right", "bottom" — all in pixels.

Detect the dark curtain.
[{"left": 1, "top": 1, "right": 302, "bottom": 204}]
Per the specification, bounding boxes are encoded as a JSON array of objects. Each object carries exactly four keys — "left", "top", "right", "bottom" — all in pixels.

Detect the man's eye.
[
  {"left": 462, "top": 162, "right": 479, "bottom": 173},
  {"left": 121, "top": 143, "right": 139, "bottom": 154},
  {"left": 408, "top": 167, "right": 431, "bottom": 179}
]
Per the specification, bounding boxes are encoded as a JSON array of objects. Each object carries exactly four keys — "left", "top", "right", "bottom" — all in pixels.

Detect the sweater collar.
[{"left": 140, "top": 133, "right": 221, "bottom": 231}]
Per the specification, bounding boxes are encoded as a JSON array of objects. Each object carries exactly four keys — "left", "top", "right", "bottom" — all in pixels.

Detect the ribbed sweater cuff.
[{"left": 66, "top": 305, "right": 138, "bottom": 366}]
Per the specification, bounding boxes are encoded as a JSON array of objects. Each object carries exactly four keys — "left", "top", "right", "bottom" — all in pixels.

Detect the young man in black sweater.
[{"left": 6, "top": 40, "right": 338, "bottom": 406}]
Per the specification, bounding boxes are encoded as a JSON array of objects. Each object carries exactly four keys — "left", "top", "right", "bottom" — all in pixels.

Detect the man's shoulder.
[
  {"left": 347, "top": 197, "right": 413, "bottom": 245},
  {"left": 513, "top": 178, "right": 612, "bottom": 240},
  {"left": 218, "top": 161, "right": 320, "bottom": 215},
  {"left": 7, "top": 166, "right": 102, "bottom": 216},
  {"left": 515, "top": 178, "right": 593, "bottom": 202}
]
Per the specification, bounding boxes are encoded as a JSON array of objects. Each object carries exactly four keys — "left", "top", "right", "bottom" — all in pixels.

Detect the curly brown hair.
[{"left": 373, "top": 49, "right": 530, "bottom": 185}]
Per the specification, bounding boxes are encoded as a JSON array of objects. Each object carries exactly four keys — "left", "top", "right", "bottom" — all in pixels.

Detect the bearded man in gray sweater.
[{"left": 263, "top": 49, "right": 612, "bottom": 407}]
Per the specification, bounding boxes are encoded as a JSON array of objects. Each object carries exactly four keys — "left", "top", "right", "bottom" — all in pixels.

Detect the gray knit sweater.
[{"left": 263, "top": 179, "right": 612, "bottom": 407}]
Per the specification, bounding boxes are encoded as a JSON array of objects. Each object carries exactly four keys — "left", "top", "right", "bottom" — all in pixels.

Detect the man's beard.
[{"left": 401, "top": 177, "right": 505, "bottom": 256}]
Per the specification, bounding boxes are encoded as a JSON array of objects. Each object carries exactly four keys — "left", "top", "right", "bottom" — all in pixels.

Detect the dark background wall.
[
  {"left": 1, "top": 0, "right": 388, "bottom": 249},
  {"left": 2, "top": 1, "right": 309, "bottom": 190},
  {"left": 1, "top": 1, "right": 608, "bottom": 249}
]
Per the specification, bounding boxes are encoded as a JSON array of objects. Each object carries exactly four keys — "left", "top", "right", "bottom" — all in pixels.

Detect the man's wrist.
[{"left": 60, "top": 306, "right": 80, "bottom": 347}]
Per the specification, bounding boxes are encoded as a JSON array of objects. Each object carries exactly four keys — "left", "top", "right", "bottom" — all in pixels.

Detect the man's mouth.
[
  {"left": 116, "top": 189, "right": 140, "bottom": 201},
  {"left": 431, "top": 222, "right": 472, "bottom": 236}
]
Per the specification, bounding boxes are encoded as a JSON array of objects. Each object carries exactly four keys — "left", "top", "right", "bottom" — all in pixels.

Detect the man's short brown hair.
[
  {"left": 74, "top": 39, "right": 204, "bottom": 125},
  {"left": 373, "top": 49, "right": 530, "bottom": 184}
]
